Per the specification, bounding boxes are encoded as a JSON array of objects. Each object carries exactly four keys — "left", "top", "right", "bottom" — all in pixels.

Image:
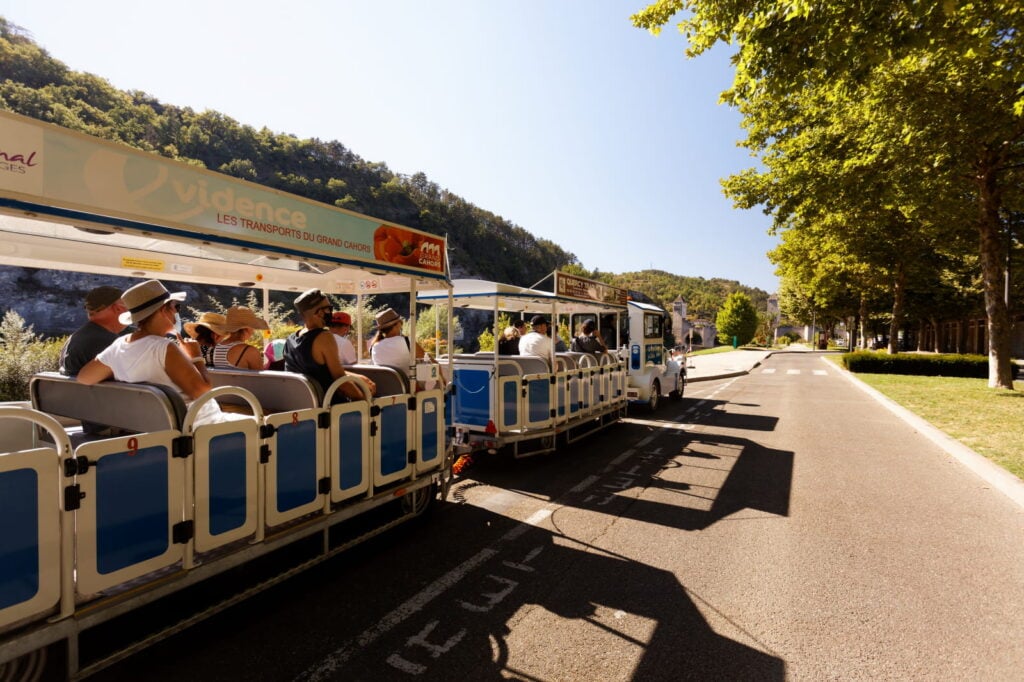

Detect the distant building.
[{"left": 671, "top": 295, "right": 716, "bottom": 349}]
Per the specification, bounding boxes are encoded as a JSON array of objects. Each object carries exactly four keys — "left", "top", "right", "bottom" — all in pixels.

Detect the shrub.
[
  {"left": 0, "top": 311, "right": 64, "bottom": 401},
  {"left": 841, "top": 351, "right": 988, "bottom": 378}
]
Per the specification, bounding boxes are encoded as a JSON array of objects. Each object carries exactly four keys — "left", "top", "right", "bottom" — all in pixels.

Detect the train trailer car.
[{"left": 0, "top": 109, "right": 454, "bottom": 679}]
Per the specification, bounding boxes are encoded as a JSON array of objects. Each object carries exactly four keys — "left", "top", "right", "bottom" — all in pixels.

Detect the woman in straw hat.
[
  {"left": 184, "top": 311, "right": 228, "bottom": 367},
  {"left": 77, "top": 280, "right": 245, "bottom": 426},
  {"left": 213, "top": 306, "right": 269, "bottom": 370}
]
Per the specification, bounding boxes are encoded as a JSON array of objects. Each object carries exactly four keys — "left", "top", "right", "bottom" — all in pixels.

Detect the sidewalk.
[{"left": 684, "top": 348, "right": 776, "bottom": 382}]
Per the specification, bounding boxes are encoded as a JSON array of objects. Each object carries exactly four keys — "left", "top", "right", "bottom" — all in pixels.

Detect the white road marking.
[
  {"left": 813, "top": 369, "right": 827, "bottom": 376},
  {"left": 786, "top": 369, "right": 800, "bottom": 375},
  {"left": 569, "top": 475, "right": 600, "bottom": 493},
  {"left": 761, "top": 368, "right": 776, "bottom": 374},
  {"left": 300, "top": 547, "right": 499, "bottom": 681}
]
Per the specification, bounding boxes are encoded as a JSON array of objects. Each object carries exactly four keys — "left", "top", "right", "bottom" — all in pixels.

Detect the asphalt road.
[{"left": 95, "top": 351, "right": 1024, "bottom": 681}]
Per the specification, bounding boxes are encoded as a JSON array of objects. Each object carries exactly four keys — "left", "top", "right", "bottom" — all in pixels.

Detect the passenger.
[
  {"left": 518, "top": 315, "right": 553, "bottom": 358},
  {"left": 497, "top": 325, "right": 520, "bottom": 355},
  {"left": 76, "top": 280, "right": 245, "bottom": 426},
  {"left": 283, "top": 288, "right": 375, "bottom": 401},
  {"left": 213, "top": 306, "right": 268, "bottom": 370},
  {"left": 369, "top": 307, "right": 446, "bottom": 388},
  {"left": 183, "top": 312, "right": 228, "bottom": 367},
  {"left": 571, "top": 319, "right": 608, "bottom": 354},
  {"left": 328, "top": 311, "right": 358, "bottom": 365},
  {"left": 59, "top": 285, "right": 127, "bottom": 375}
]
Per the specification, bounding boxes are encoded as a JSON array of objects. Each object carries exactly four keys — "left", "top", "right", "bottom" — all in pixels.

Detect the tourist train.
[{"left": 0, "top": 110, "right": 682, "bottom": 679}]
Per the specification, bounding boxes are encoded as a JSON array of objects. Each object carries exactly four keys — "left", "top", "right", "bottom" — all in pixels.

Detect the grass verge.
[{"left": 839, "top": 367, "right": 1024, "bottom": 479}]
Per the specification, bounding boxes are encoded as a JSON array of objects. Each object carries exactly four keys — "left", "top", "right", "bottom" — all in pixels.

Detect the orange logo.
[{"left": 373, "top": 225, "right": 444, "bottom": 273}]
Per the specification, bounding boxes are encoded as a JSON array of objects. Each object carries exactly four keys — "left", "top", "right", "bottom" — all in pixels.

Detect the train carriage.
[
  {"left": 0, "top": 110, "right": 454, "bottom": 679},
  {"left": 417, "top": 274, "right": 631, "bottom": 458}
]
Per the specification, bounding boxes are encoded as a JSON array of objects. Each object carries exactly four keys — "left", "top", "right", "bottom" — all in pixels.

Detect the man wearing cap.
[
  {"left": 60, "top": 285, "right": 127, "bottom": 375},
  {"left": 284, "top": 289, "right": 375, "bottom": 401},
  {"left": 518, "top": 315, "right": 553, "bottom": 359},
  {"left": 328, "top": 311, "right": 358, "bottom": 365}
]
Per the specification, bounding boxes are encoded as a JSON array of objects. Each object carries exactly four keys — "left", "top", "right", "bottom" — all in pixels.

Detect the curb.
[{"left": 824, "top": 355, "right": 1024, "bottom": 510}]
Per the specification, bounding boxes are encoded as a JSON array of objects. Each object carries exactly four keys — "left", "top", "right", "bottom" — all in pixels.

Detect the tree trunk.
[
  {"left": 888, "top": 264, "right": 906, "bottom": 354},
  {"left": 859, "top": 296, "right": 871, "bottom": 349},
  {"left": 976, "top": 166, "right": 1015, "bottom": 389},
  {"left": 930, "top": 316, "right": 941, "bottom": 353}
]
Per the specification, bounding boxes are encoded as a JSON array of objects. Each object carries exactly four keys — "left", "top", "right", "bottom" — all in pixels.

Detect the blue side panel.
[
  {"left": 569, "top": 380, "right": 580, "bottom": 415},
  {"left": 557, "top": 378, "right": 566, "bottom": 417},
  {"left": 453, "top": 368, "right": 490, "bottom": 427},
  {"left": 208, "top": 432, "right": 247, "bottom": 536},
  {"left": 379, "top": 404, "right": 409, "bottom": 476},
  {"left": 444, "top": 390, "right": 453, "bottom": 428},
  {"left": 502, "top": 381, "right": 518, "bottom": 428},
  {"left": 276, "top": 420, "right": 317, "bottom": 512},
  {"left": 96, "top": 446, "right": 169, "bottom": 575},
  {"left": 421, "top": 396, "right": 440, "bottom": 464},
  {"left": 0, "top": 468, "right": 39, "bottom": 609},
  {"left": 337, "top": 411, "right": 364, "bottom": 490},
  {"left": 527, "top": 379, "right": 549, "bottom": 422}
]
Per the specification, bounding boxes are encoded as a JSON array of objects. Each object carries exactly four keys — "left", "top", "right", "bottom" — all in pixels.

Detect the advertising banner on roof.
[
  {"left": 554, "top": 271, "right": 627, "bottom": 306},
  {"left": 0, "top": 111, "right": 446, "bottom": 277}
]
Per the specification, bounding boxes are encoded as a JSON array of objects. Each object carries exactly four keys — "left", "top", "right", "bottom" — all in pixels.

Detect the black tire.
[
  {"left": 401, "top": 483, "right": 437, "bottom": 518},
  {"left": 647, "top": 379, "right": 660, "bottom": 413}
]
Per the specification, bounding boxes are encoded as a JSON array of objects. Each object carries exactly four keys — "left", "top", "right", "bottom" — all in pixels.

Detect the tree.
[
  {"left": 716, "top": 292, "right": 758, "bottom": 346},
  {"left": 633, "top": 0, "right": 1023, "bottom": 388}
]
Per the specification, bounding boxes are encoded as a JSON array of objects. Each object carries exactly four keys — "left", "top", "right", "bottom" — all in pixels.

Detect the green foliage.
[
  {"left": 414, "top": 304, "right": 463, "bottom": 356},
  {"left": 0, "top": 310, "right": 62, "bottom": 400},
  {"left": 606, "top": 269, "right": 769, "bottom": 318},
  {"left": 475, "top": 313, "right": 512, "bottom": 353},
  {"left": 841, "top": 351, "right": 989, "bottom": 378},
  {"left": 716, "top": 292, "right": 758, "bottom": 346},
  {"left": 632, "top": 0, "right": 1023, "bottom": 387}
]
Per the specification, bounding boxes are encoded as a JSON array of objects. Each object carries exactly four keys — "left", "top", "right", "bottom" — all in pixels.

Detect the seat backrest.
[
  {"left": 347, "top": 364, "right": 409, "bottom": 396},
  {"left": 30, "top": 372, "right": 185, "bottom": 432},
  {"left": 514, "top": 356, "right": 550, "bottom": 375},
  {"left": 555, "top": 353, "right": 578, "bottom": 369},
  {"left": 206, "top": 369, "right": 320, "bottom": 413}
]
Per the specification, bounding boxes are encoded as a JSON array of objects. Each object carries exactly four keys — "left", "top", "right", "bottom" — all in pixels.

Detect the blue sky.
[{"left": 1, "top": 0, "right": 779, "bottom": 293}]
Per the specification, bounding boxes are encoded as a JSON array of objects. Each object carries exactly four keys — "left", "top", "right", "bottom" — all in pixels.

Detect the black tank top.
[{"left": 284, "top": 328, "right": 336, "bottom": 398}]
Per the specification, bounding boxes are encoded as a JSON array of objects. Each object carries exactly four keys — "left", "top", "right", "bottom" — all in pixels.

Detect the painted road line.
[
  {"left": 786, "top": 369, "right": 800, "bottom": 375},
  {"left": 568, "top": 475, "right": 600, "bottom": 494},
  {"left": 762, "top": 368, "right": 776, "bottom": 374},
  {"left": 813, "top": 369, "right": 827, "bottom": 376},
  {"left": 299, "top": 547, "right": 500, "bottom": 681}
]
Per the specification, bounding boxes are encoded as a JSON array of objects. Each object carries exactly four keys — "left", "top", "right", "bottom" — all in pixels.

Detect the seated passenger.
[
  {"left": 76, "top": 280, "right": 246, "bottom": 427},
  {"left": 518, "top": 315, "right": 553, "bottom": 358},
  {"left": 571, "top": 319, "right": 608, "bottom": 354},
  {"left": 369, "top": 307, "right": 446, "bottom": 388},
  {"left": 59, "top": 285, "right": 127, "bottom": 375},
  {"left": 183, "top": 312, "right": 228, "bottom": 366},
  {"left": 283, "top": 288, "right": 376, "bottom": 401},
  {"left": 497, "top": 325, "right": 520, "bottom": 355},
  {"left": 214, "top": 306, "right": 268, "bottom": 370},
  {"left": 328, "top": 311, "right": 358, "bottom": 365}
]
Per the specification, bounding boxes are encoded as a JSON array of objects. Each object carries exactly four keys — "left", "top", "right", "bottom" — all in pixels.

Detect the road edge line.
[{"left": 825, "top": 355, "right": 1024, "bottom": 510}]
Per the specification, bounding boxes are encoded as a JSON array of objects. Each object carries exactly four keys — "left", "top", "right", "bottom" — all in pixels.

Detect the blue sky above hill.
[{"left": 1, "top": 0, "right": 779, "bottom": 292}]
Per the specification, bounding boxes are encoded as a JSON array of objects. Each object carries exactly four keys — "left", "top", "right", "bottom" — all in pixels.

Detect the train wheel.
[
  {"left": 401, "top": 483, "right": 437, "bottom": 517},
  {"left": 647, "top": 380, "right": 660, "bottom": 413}
]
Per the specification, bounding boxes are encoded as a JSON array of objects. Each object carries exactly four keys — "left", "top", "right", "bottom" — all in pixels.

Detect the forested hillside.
[
  {"left": 0, "top": 17, "right": 767, "bottom": 322},
  {"left": 599, "top": 269, "right": 768, "bottom": 318}
]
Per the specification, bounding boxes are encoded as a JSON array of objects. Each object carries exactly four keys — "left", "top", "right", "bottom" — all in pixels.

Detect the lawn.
[{"left": 846, "top": 371, "right": 1024, "bottom": 479}]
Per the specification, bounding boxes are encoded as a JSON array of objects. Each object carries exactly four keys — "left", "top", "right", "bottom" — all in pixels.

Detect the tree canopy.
[{"left": 633, "top": 0, "right": 1024, "bottom": 388}]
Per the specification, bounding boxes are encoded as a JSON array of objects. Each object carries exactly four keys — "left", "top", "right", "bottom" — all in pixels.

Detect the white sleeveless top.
[{"left": 97, "top": 335, "right": 234, "bottom": 426}]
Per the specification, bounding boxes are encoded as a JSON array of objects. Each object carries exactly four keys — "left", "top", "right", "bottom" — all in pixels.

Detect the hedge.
[{"left": 841, "top": 351, "right": 988, "bottom": 378}]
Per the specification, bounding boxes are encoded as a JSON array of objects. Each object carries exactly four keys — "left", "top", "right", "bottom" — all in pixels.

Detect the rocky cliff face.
[{"left": 0, "top": 266, "right": 257, "bottom": 338}]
